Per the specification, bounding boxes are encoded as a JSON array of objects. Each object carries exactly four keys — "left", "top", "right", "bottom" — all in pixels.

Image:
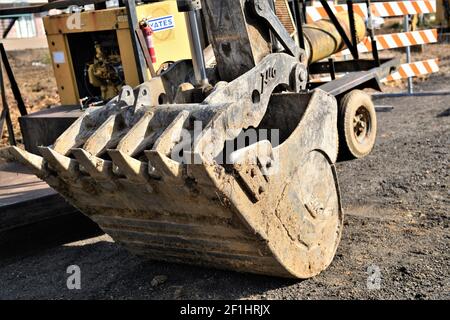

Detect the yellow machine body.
[{"left": 43, "top": 1, "right": 192, "bottom": 105}]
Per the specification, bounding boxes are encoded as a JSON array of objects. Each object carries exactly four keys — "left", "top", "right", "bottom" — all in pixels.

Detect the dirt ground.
[
  {"left": 0, "top": 49, "right": 59, "bottom": 146},
  {"left": 0, "top": 44, "right": 449, "bottom": 300}
]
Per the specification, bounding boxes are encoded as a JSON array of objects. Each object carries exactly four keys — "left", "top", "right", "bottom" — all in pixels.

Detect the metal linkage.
[
  {"left": 292, "top": 0, "right": 306, "bottom": 50},
  {"left": 252, "top": 0, "right": 303, "bottom": 60},
  {"left": 177, "top": 0, "right": 209, "bottom": 86},
  {"left": 2, "top": 17, "right": 18, "bottom": 39},
  {"left": 346, "top": 0, "right": 359, "bottom": 60},
  {"left": 0, "top": 43, "right": 27, "bottom": 116},
  {"left": 124, "top": 0, "right": 148, "bottom": 83},
  {"left": 373, "top": 91, "right": 450, "bottom": 98},
  {"left": 319, "top": 0, "right": 359, "bottom": 59},
  {"left": 365, "top": 0, "right": 380, "bottom": 66},
  {"left": 404, "top": 14, "right": 414, "bottom": 95},
  {"left": 0, "top": 55, "right": 16, "bottom": 146}
]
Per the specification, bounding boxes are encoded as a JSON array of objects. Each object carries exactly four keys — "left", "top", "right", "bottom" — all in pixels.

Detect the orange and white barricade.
[{"left": 307, "top": 0, "right": 440, "bottom": 83}]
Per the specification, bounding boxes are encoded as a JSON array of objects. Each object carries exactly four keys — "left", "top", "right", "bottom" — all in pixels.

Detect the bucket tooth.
[
  {"left": 38, "top": 146, "right": 79, "bottom": 177},
  {"left": 53, "top": 107, "right": 118, "bottom": 155},
  {"left": 83, "top": 114, "right": 123, "bottom": 156},
  {"left": 71, "top": 148, "right": 113, "bottom": 180},
  {"left": 145, "top": 150, "right": 182, "bottom": 182},
  {"left": 1, "top": 146, "right": 47, "bottom": 176},
  {"left": 108, "top": 149, "right": 150, "bottom": 182},
  {"left": 116, "top": 112, "right": 160, "bottom": 157},
  {"left": 144, "top": 111, "right": 190, "bottom": 182},
  {"left": 192, "top": 126, "right": 227, "bottom": 165},
  {"left": 152, "top": 110, "right": 190, "bottom": 156},
  {"left": 52, "top": 112, "right": 91, "bottom": 155}
]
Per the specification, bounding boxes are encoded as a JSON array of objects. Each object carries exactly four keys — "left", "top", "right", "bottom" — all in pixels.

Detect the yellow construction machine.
[
  {"left": 42, "top": 0, "right": 193, "bottom": 104},
  {"left": 1, "top": 0, "right": 398, "bottom": 278}
]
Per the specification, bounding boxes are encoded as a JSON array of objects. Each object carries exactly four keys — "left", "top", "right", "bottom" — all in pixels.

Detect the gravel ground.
[{"left": 0, "top": 49, "right": 449, "bottom": 300}]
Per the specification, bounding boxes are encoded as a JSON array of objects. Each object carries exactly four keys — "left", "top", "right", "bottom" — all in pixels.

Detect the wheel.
[{"left": 338, "top": 90, "right": 377, "bottom": 161}]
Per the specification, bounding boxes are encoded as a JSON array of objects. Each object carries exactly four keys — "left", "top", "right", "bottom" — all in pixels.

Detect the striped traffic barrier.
[
  {"left": 382, "top": 59, "right": 440, "bottom": 82},
  {"left": 337, "top": 29, "right": 438, "bottom": 55},
  {"left": 305, "top": 0, "right": 440, "bottom": 87},
  {"left": 306, "top": 0, "right": 437, "bottom": 21},
  {"left": 310, "top": 59, "right": 440, "bottom": 83}
]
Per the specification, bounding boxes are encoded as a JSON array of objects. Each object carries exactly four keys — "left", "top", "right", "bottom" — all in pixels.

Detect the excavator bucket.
[
  {"left": 1, "top": 52, "right": 342, "bottom": 278},
  {"left": 0, "top": 0, "right": 376, "bottom": 278}
]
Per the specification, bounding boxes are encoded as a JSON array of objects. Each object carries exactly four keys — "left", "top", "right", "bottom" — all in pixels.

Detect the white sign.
[
  {"left": 53, "top": 51, "right": 65, "bottom": 64},
  {"left": 147, "top": 15, "right": 175, "bottom": 32}
]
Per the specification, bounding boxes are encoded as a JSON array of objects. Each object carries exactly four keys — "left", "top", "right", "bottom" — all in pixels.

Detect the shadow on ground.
[{"left": 0, "top": 236, "right": 297, "bottom": 300}]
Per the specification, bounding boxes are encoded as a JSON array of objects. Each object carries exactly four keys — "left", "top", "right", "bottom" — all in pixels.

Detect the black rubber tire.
[{"left": 338, "top": 90, "right": 377, "bottom": 161}]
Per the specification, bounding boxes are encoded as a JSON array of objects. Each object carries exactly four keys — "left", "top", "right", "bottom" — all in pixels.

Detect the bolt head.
[{"left": 299, "top": 69, "right": 306, "bottom": 82}]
